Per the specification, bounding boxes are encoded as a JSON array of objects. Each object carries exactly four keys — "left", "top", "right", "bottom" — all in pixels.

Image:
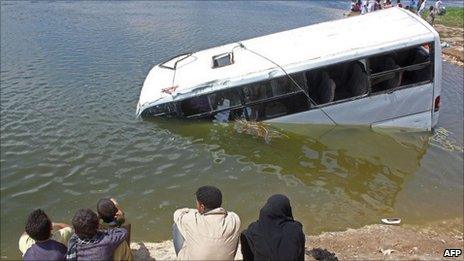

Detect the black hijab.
[{"left": 242, "top": 194, "right": 305, "bottom": 260}]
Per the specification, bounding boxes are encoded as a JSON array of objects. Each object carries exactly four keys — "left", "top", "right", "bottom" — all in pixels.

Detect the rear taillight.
[{"left": 434, "top": 96, "right": 440, "bottom": 112}]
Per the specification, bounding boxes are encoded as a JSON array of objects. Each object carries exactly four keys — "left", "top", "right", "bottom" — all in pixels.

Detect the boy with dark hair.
[
  {"left": 66, "top": 208, "right": 128, "bottom": 261},
  {"left": 173, "top": 185, "right": 241, "bottom": 260},
  {"left": 19, "top": 209, "right": 72, "bottom": 261},
  {"left": 97, "top": 198, "right": 133, "bottom": 260},
  {"left": 97, "top": 198, "right": 131, "bottom": 243}
]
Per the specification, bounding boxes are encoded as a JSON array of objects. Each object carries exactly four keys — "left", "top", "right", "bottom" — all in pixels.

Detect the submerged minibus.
[{"left": 136, "top": 8, "right": 442, "bottom": 131}]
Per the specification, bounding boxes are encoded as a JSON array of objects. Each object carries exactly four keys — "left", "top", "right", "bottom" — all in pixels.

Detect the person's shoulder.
[
  {"left": 226, "top": 211, "right": 241, "bottom": 221},
  {"left": 174, "top": 208, "right": 195, "bottom": 215},
  {"left": 173, "top": 208, "right": 197, "bottom": 221},
  {"left": 108, "top": 227, "right": 128, "bottom": 234},
  {"left": 225, "top": 210, "right": 241, "bottom": 228},
  {"left": 47, "top": 239, "right": 68, "bottom": 251},
  {"left": 286, "top": 220, "right": 304, "bottom": 232}
]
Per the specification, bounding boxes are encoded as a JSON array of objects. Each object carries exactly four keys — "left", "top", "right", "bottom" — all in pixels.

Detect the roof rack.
[{"left": 159, "top": 52, "right": 193, "bottom": 70}]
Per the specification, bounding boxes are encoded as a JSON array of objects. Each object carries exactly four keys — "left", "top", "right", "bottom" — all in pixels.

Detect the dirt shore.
[
  {"left": 435, "top": 24, "right": 464, "bottom": 67},
  {"left": 130, "top": 219, "right": 463, "bottom": 260}
]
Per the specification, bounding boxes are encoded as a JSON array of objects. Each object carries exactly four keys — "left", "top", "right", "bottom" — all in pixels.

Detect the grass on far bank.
[{"left": 423, "top": 7, "right": 464, "bottom": 28}]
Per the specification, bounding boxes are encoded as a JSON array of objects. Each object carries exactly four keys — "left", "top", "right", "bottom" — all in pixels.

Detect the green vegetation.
[{"left": 423, "top": 7, "right": 464, "bottom": 28}]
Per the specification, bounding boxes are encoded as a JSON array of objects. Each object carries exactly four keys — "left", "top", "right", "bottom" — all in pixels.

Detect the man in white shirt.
[
  {"left": 418, "top": 0, "right": 427, "bottom": 16},
  {"left": 172, "top": 186, "right": 241, "bottom": 260},
  {"left": 435, "top": 0, "right": 446, "bottom": 15}
]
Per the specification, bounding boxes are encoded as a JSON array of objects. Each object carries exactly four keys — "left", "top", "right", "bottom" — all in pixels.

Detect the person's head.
[
  {"left": 429, "top": 5, "right": 434, "bottom": 11},
  {"left": 259, "top": 194, "right": 293, "bottom": 221},
  {"left": 195, "top": 186, "right": 222, "bottom": 213},
  {"left": 97, "top": 198, "right": 118, "bottom": 223},
  {"left": 72, "top": 209, "right": 99, "bottom": 240},
  {"left": 308, "top": 248, "right": 339, "bottom": 261},
  {"left": 25, "top": 209, "right": 52, "bottom": 241}
]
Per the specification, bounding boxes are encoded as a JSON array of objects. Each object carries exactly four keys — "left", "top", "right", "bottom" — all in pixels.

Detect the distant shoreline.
[{"left": 130, "top": 218, "right": 463, "bottom": 260}]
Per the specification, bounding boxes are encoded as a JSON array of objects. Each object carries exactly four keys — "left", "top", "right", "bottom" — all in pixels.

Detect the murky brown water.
[{"left": 1, "top": 1, "right": 463, "bottom": 259}]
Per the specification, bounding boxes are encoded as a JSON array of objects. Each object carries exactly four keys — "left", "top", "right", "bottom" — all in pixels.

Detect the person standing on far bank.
[{"left": 172, "top": 186, "right": 241, "bottom": 260}]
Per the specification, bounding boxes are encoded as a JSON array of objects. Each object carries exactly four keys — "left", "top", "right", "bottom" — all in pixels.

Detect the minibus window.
[
  {"left": 243, "top": 75, "right": 300, "bottom": 103},
  {"left": 369, "top": 44, "right": 433, "bottom": 93},
  {"left": 209, "top": 88, "right": 242, "bottom": 111},
  {"left": 243, "top": 92, "right": 309, "bottom": 121},
  {"left": 209, "top": 88, "right": 243, "bottom": 122},
  {"left": 239, "top": 74, "right": 309, "bottom": 120},
  {"left": 304, "top": 60, "right": 368, "bottom": 106},
  {"left": 180, "top": 95, "right": 211, "bottom": 116},
  {"left": 141, "top": 103, "right": 177, "bottom": 118}
]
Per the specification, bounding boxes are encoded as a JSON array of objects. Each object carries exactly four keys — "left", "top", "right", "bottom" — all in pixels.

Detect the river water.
[{"left": 1, "top": 1, "right": 463, "bottom": 259}]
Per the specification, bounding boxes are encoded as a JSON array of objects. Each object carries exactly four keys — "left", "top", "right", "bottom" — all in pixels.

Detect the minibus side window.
[
  {"left": 241, "top": 75, "right": 309, "bottom": 121},
  {"left": 141, "top": 103, "right": 177, "bottom": 118},
  {"left": 209, "top": 88, "right": 243, "bottom": 122},
  {"left": 304, "top": 60, "right": 368, "bottom": 106},
  {"left": 180, "top": 95, "right": 211, "bottom": 116},
  {"left": 369, "top": 44, "right": 433, "bottom": 93}
]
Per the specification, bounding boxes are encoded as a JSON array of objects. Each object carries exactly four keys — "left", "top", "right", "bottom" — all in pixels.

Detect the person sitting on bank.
[
  {"left": 173, "top": 185, "right": 241, "bottom": 260},
  {"left": 97, "top": 198, "right": 133, "bottom": 261},
  {"left": 19, "top": 209, "right": 73, "bottom": 261},
  {"left": 97, "top": 198, "right": 131, "bottom": 243},
  {"left": 66, "top": 208, "right": 128, "bottom": 261},
  {"left": 240, "top": 194, "right": 305, "bottom": 261}
]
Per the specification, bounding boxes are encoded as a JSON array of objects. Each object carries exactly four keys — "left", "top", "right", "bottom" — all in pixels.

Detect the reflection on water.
[
  {"left": 1, "top": 1, "right": 462, "bottom": 259},
  {"left": 155, "top": 120, "right": 430, "bottom": 213}
]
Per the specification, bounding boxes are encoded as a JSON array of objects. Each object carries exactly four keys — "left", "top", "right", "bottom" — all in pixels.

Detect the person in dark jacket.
[
  {"left": 240, "top": 194, "right": 305, "bottom": 261},
  {"left": 66, "top": 208, "right": 127, "bottom": 261},
  {"left": 97, "top": 198, "right": 133, "bottom": 260},
  {"left": 97, "top": 198, "right": 131, "bottom": 244}
]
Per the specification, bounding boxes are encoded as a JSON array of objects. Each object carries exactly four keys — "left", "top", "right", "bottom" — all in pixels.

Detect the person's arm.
[
  {"left": 108, "top": 228, "right": 128, "bottom": 249},
  {"left": 173, "top": 208, "right": 192, "bottom": 225},
  {"left": 298, "top": 228, "right": 306, "bottom": 261},
  {"left": 240, "top": 232, "right": 254, "bottom": 261},
  {"left": 52, "top": 222, "right": 70, "bottom": 231},
  {"left": 18, "top": 232, "right": 35, "bottom": 255},
  {"left": 110, "top": 198, "right": 125, "bottom": 220}
]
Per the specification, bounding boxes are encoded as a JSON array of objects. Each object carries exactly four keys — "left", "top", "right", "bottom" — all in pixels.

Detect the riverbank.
[
  {"left": 130, "top": 218, "right": 463, "bottom": 260},
  {"left": 436, "top": 24, "right": 464, "bottom": 66},
  {"left": 420, "top": 7, "right": 463, "bottom": 66}
]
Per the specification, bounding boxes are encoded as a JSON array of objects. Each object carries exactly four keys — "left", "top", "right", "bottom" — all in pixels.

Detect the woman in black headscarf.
[{"left": 240, "top": 194, "right": 305, "bottom": 260}]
